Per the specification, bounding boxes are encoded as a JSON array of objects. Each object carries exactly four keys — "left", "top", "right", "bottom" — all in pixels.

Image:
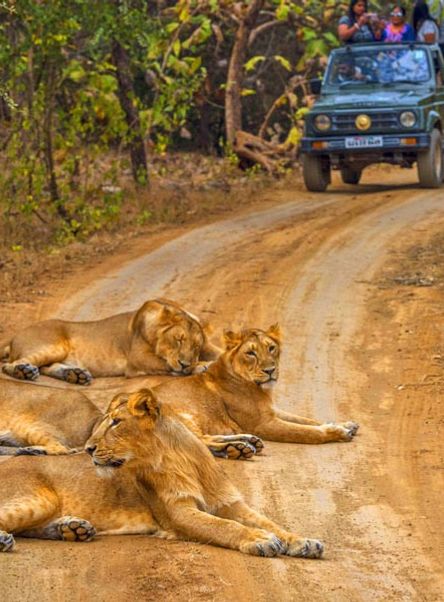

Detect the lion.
[
  {"left": 1, "top": 298, "right": 220, "bottom": 385},
  {"left": 0, "top": 378, "right": 258, "bottom": 460},
  {"left": 148, "top": 324, "right": 359, "bottom": 459},
  {"left": 0, "top": 379, "right": 101, "bottom": 456},
  {"left": 0, "top": 388, "right": 324, "bottom": 559}
]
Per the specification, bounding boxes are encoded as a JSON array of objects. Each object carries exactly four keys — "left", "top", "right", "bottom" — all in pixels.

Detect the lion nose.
[
  {"left": 263, "top": 367, "right": 275, "bottom": 376},
  {"left": 179, "top": 360, "right": 191, "bottom": 370},
  {"left": 85, "top": 444, "right": 97, "bottom": 456}
]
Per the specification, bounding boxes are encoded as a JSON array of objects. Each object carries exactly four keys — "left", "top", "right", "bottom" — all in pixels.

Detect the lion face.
[
  {"left": 155, "top": 319, "right": 204, "bottom": 375},
  {"left": 85, "top": 389, "right": 159, "bottom": 469},
  {"left": 223, "top": 325, "right": 281, "bottom": 386},
  {"left": 133, "top": 300, "right": 207, "bottom": 375}
]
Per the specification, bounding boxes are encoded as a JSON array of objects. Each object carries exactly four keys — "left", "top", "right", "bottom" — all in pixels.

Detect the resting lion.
[
  {"left": 0, "top": 388, "right": 324, "bottom": 559},
  {"left": 0, "top": 379, "right": 101, "bottom": 456},
  {"left": 149, "top": 324, "right": 359, "bottom": 458},
  {"left": 0, "top": 378, "right": 256, "bottom": 459},
  {"left": 1, "top": 298, "right": 219, "bottom": 385}
]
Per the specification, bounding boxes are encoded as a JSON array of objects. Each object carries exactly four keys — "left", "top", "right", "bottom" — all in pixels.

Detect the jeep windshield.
[{"left": 325, "top": 46, "right": 431, "bottom": 87}]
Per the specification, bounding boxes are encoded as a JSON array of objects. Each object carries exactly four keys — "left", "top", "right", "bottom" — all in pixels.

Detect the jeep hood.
[{"left": 314, "top": 89, "right": 433, "bottom": 110}]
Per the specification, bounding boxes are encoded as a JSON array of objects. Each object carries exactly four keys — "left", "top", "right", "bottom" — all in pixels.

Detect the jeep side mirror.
[{"left": 308, "top": 78, "right": 322, "bottom": 95}]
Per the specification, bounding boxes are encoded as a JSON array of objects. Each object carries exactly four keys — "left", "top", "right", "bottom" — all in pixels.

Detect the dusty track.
[{"left": 1, "top": 169, "right": 443, "bottom": 601}]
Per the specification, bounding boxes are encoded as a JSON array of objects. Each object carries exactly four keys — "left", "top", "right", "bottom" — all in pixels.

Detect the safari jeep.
[{"left": 300, "top": 42, "right": 444, "bottom": 191}]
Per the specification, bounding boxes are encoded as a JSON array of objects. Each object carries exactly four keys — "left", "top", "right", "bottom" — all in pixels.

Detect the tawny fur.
[
  {"left": 149, "top": 325, "right": 359, "bottom": 447},
  {"left": 1, "top": 298, "right": 220, "bottom": 385},
  {"left": 0, "top": 380, "right": 101, "bottom": 456},
  {"left": 0, "top": 389, "right": 324, "bottom": 558}
]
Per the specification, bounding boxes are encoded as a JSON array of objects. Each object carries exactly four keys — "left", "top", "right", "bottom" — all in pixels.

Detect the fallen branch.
[{"left": 234, "top": 130, "right": 292, "bottom": 173}]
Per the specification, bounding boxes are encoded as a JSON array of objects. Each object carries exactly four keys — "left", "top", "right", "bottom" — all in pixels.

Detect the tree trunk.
[
  {"left": 111, "top": 40, "right": 149, "bottom": 185},
  {"left": 43, "top": 64, "right": 69, "bottom": 222},
  {"left": 225, "top": 0, "right": 264, "bottom": 146}
]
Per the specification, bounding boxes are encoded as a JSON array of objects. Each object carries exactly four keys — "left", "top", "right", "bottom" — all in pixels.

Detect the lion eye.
[
  {"left": 110, "top": 418, "right": 121, "bottom": 427},
  {"left": 246, "top": 350, "right": 257, "bottom": 357},
  {"left": 269, "top": 345, "right": 276, "bottom": 353}
]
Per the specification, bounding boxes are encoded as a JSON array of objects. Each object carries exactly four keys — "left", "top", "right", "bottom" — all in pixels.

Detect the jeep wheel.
[
  {"left": 417, "top": 129, "right": 443, "bottom": 188},
  {"left": 302, "top": 154, "right": 331, "bottom": 192},
  {"left": 340, "top": 167, "right": 362, "bottom": 185}
]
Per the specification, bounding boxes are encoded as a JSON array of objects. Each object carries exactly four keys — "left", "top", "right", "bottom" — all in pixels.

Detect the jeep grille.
[{"left": 332, "top": 112, "right": 399, "bottom": 132}]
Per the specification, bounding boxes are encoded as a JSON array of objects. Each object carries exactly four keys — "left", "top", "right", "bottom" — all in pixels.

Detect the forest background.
[{"left": 0, "top": 0, "right": 371, "bottom": 253}]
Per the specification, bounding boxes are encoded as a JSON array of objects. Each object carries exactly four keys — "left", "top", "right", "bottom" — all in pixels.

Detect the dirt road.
[{"left": 1, "top": 169, "right": 444, "bottom": 601}]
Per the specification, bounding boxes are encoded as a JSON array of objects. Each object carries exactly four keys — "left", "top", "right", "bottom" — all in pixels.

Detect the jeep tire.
[
  {"left": 302, "top": 154, "right": 331, "bottom": 192},
  {"left": 340, "top": 167, "right": 362, "bottom": 185},
  {"left": 417, "top": 128, "right": 443, "bottom": 188}
]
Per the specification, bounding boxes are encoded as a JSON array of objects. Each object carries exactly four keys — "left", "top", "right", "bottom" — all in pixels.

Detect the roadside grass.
[{"left": 0, "top": 151, "right": 298, "bottom": 304}]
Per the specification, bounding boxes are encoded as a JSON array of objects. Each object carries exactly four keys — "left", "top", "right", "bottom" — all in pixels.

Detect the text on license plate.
[{"left": 345, "top": 136, "right": 383, "bottom": 149}]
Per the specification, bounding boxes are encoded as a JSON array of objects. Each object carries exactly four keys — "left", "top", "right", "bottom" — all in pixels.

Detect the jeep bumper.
[{"left": 301, "top": 133, "right": 431, "bottom": 154}]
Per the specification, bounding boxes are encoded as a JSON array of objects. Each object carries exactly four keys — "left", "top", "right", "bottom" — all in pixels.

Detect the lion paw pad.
[
  {"left": 247, "top": 436, "right": 264, "bottom": 454},
  {"left": 7, "top": 363, "right": 39, "bottom": 381},
  {"left": 15, "top": 446, "right": 48, "bottom": 456},
  {"left": 225, "top": 442, "right": 256, "bottom": 460},
  {"left": 58, "top": 517, "right": 96, "bottom": 542},
  {"left": 0, "top": 531, "right": 15, "bottom": 552},
  {"left": 63, "top": 368, "right": 92, "bottom": 386},
  {"left": 288, "top": 538, "right": 324, "bottom": 559}
]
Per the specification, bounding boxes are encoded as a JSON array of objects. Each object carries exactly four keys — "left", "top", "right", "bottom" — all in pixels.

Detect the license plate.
[{"left": 345, "top": 136, "right": 383, "bottom": 149}]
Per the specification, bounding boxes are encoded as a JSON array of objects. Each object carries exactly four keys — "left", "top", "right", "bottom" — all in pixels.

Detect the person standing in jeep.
[
  {"left": 338, "top": 0, "right": 385, "bottom": 43},
  {"left": 425, "top": 0, "right": 444, "bottom": 51},
  {"left": 413, "top": 0, "right": 440, "bottom": 42}
]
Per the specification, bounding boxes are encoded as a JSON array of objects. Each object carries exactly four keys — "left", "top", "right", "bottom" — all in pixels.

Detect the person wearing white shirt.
[{"left": 413, "top": 1, "right": 440, "bottom": 43}]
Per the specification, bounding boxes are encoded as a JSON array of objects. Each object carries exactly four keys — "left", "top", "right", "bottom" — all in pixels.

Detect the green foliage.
[{"left": 0, "top": 0, "right": 344, "bottom": 243}]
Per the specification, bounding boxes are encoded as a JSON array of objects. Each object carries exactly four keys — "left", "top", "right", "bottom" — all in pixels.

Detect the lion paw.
[
  {"left": 192, "top": 361, "right": 214, "bottom": 374},
  {"left": 211, "top": 441, "right": 257, "bottom": 460},
  {"left": 15, "top": 446, "right": 48, "bottom": 456},
  {"left": 62, "top": 368, "right": 92, "bottom": 386},
  {"left": 246, "top": 435, "right": 264, "bottom": 454},
  {"left": 0, "top": 531, "right": 15, "bottom": 552},
  {"left": 287, "top": 538, "right": 324, "bottom": 559},
  {"left": 323, "top": 423, "right": 355, "bottom": 442},
  {"left": 341, "top": 421, "right": 359, "bottom": 436},
  {"left": 240, "top": 532, "right": 285, "bottom": 557},
  {"left": 3, "top": 363, "right": 39, "bottom": 381},
  {"left": 58, "top": 517, "right": 96, "bottom": 542}
]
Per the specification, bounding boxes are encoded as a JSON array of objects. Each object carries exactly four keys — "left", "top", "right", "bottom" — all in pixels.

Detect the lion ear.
[
  {"left": 267, "top": 323, "right": 281, "bottom": 342},
  {"left": 223, "top": 329, "right": 242, "bottom": 351},
  {"left": 107, "top": 392, "right": 128, "bottom": 413},
  {"left": 159, "top": 305, "right": 181, "bottom": 325},
  {"left": 127, "top": 388, "right": 160, "bottom": 420}
]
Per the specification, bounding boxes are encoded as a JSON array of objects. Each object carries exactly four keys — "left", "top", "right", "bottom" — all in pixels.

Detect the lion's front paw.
[
  {"left": 341, "top": 421, "right": 359, "bottom": 436},
  {"left": 323, "top": 423, "right": 355, "bottom": 442},
  {"left": 247, "top": 435, "right": 264, "bottom": 454},
  {"left": 240, "top": 531, "right": 285, "bottom": 557},
  {"left": 210, "top": 441, "right": 257, "bottom": 460},
  {"left": 287, "top": 537, "right": 324, "bottom": 559},
  {"left": 58, "top": 517, "right": 96, "bottom": 542},
  {"left": 15, "top": 446, "right": 48, "bottom": 456},
  {"left": 3, "top": 362, "right": 39, "bottom": 381},
  {"left": 62, "top": 367, "right": 92, "bottom": 386},
  {"left": 192, "top": 361, "right": 213, "bottom": 375},
  {"left": 0, "top": 531, "right": 15, "bottom": 552}
]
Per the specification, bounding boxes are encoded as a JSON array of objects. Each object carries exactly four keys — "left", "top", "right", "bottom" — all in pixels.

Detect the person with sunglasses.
[{"left": 383, "top": 5, "right": 415, "bottom": 41}]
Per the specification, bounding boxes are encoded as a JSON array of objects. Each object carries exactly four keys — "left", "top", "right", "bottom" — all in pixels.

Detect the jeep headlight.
[
  {"left": 314, "top": 114, "right": 331, "bottom": 132},
  {"left": 400, "top": 111, "right": 416, "bottom": 128}
]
